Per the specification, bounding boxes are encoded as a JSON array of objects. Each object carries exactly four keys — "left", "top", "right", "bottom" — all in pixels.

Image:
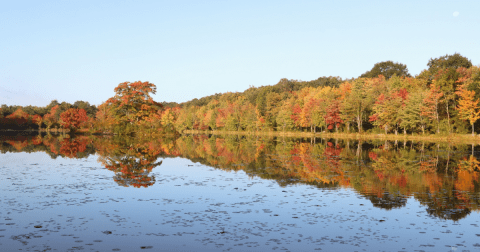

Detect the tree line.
[
  {"left": 1, "top": 53, "right": 479, "bottom": 136},
  {"left": 162, "top": 53, "right": 479, "bottom": 136},
  {"left": 0, "top": 100, "right": 97, "bottom": 132}
]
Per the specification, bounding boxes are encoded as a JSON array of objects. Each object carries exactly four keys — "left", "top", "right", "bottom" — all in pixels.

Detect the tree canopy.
[
  {"left": 360, "top": 61, "right": 411, "bottom": 79},
  {"left": 2, "top": 53, "right": 479, "bottom": 137},
  {"left": 60, "top": 108, "right": 89, "bottom": 132},
  {"left": 98, "top": 81, "right": 163, "bottom": 134},
  {"left": 428, "top": 53, "right": 472, "bottom": 73}
]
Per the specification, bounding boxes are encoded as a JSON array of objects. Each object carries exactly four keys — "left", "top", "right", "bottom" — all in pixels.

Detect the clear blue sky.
[{"left": 1, "top": 0, "right": 479, "bottom": 107}]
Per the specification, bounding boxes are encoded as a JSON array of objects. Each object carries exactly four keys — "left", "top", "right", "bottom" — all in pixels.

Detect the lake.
[{"left": 1, "top": 133, "right": 480, "bottom": 251}]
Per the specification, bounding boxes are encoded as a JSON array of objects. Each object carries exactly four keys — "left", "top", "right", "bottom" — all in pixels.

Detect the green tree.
[
  {"left": 43, "top": 105, "right": 60, "bottom": 130},
  {"left": 427, "top": 53, "right": 472, "bottom": 75},
  {"left": 434, "top": 68, "right": 461, "bottom": 133},
  {"left": 360, "top": 61, "right": 411, "bottom": 79},
  {"left": 343, "top": 79, "right": 375, "bottom": 132},
  {"left": 73, "top": 100, "right": 98, "bottom": 118},
  {"left": 400, "top": 91, "right": 427, "bottom": 134},
  {"left": 276, "top": 100, "right": 296, "bottom": 132},
  {"left": 174, "top": 109, "right": 188, "bottom": 132},
  {"left": 160, "top": 107, "right": 178, "bottom": 132},
  {"left": 266, "top": 92, "right": 282, "bottom": 129},
  {"left": 370, "top": 93, "right": 402, "bottom": 134}
]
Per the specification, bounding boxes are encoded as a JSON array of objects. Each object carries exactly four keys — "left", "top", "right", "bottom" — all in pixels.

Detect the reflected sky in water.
[{"left": 1, "top": 134, "right": 480, "bottom": 251}]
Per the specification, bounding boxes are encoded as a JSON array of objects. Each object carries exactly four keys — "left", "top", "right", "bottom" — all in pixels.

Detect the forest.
[{"left": 1, "top": 53, "right": 479, "bottom": 137}]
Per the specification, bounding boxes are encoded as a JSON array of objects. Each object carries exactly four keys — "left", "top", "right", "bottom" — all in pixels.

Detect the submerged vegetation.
[{"left": 1, "top": 53, "right": 480, "bottom": 138}]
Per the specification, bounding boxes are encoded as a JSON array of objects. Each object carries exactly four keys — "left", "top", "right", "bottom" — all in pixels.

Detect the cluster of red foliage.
[
  {"left": 60, "top": 108, "right": 88, "bottom": 131},
  {"left": 59, "top": 138, "right": 88, "bottom": 158}
]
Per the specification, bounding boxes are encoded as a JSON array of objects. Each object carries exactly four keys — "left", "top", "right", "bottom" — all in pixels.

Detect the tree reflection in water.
[
  {"left": 94, "top": 136, "right": 163, "bottom": 188},
  {"left": 59, "top": 137, "right": 89, "bottom": 158},
  {"left": 364, "top": 193, "right": 408, "bottom": 210},
  {"left": 168, "top": 135, "right": 480, "bottom": 221},
  {"left": 100, "top": 156, "right": 162, "bottom": 188},
  {"left": 1, "top": 133, "right": 480, "bottom": 220}
]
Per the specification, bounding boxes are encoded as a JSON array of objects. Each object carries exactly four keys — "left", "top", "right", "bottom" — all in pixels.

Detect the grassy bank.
[{"left": 183, "top": 130, "right": 480, "bottom": 144}]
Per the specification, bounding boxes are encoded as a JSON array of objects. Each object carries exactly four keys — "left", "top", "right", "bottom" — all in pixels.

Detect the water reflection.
[
  {"left": 0, "top": 134, "right": 96, "bottom": 159},
  {"left": 1, "top": 133, "right": 480, "bottom": 220},
  {"left": 94, "top": 137, "right": 163, "bottom": 188}
]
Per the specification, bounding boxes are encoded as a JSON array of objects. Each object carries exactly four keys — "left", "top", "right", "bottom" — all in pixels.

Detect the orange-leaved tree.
[
  {"left": 102, "top": 81, "right": 163, "bottom": 134},
  {"left": 60, "top": 108, "right": 89, "bottom": 132},
  {"left": 32, "top": 115, "right": 43, "bottom": 130},
  {"left": 6, "top": 109, "right": 31, "bottom": 128},
  {"left": 421, "top": 84, "right": 443, "bottom": 134}
]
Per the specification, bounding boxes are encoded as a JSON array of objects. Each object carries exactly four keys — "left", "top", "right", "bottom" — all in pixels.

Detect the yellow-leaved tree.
[{"left": 456, "top": 85, "right": 480, "bottom": 136}]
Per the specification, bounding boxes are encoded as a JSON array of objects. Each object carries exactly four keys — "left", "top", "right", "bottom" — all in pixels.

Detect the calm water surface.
[{"left": 1, "top": 134, "right": 480, "bottom": 251}]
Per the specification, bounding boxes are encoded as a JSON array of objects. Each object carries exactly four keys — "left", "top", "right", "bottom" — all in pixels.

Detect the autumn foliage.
[
  {"left": 1, "top": 54, "right": 479, "bottom": 136},
  {"left": 60, "top": 108, "right": 88, "bottom": 131},
  {"left": 95, "top": 81, "right": 163, "bottom": 134}
]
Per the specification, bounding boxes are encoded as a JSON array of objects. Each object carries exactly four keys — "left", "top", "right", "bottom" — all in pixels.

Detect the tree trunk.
[
  {"left": 356, "top": 141, "right": 362, "bottom": 158},
  {"left": 446, "top": 100, "right": 451, "bottom": 134},
  {"left": 357, "top": 115, "right": 362, "bottom": 133},
  {"left": 445, "top": 147, "right": 450, "bottom": 173},
  {"left": 433, "top": 100, "right": 440, "bottom": 134}
]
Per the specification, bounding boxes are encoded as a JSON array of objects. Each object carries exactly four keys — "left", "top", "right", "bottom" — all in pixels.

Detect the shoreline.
[
  {"left": 183, "top": 130, "right": 480, "bottom": 144},
  {"left": 2, "top": 129, "right": 479, "bottom": 145}
]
